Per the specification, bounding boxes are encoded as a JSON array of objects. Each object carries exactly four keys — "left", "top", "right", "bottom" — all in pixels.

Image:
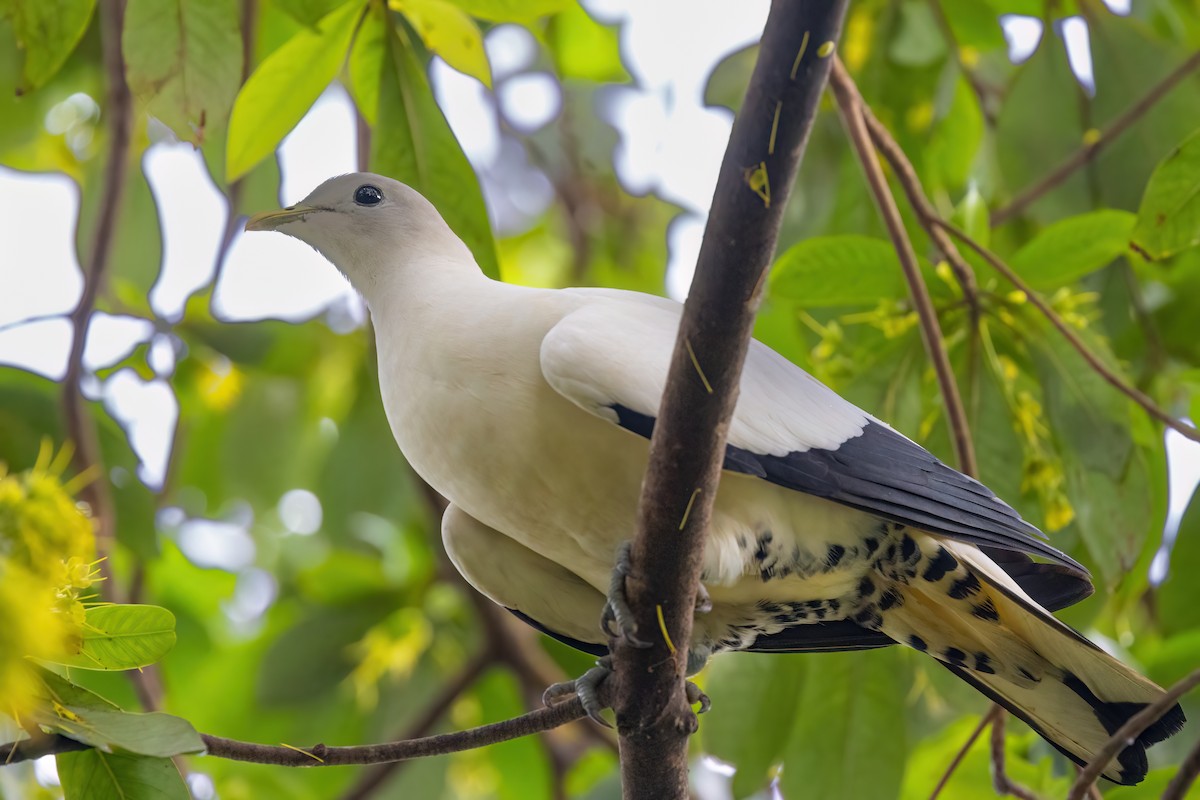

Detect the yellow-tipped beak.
[{"left": 245, "top": 205, "right": 317, "bottom": 232}]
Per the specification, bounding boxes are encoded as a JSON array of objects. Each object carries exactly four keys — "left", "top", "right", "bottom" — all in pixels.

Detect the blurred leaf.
[
  {"left": 53, "top": 605, "right": 177, "bottom": 671},
  {"left": 273, "top": 0, "right": 353, "bottom": 27},
  {"left": 704, "top": 44, "right": 755, "bottom": 112},
  {"left": 702, "top": 652, "right": 805, "bottom": 799},
  {"left": 225, "top": 0, "right": 364, "bottom": 180},
  {"left": 546, "top": 2, "right": 629, "bottom": 83},
  {"left": 472, "top": 668, "right": 553, "bottom": 800},
  {"left": 122, "top": 0, "right": 242, "bottom": 143},
  {"left": 1159, "top": 487, "right": 1200, "bottom": 635},
  {"left": 1088, "top": 10, "right": 1200, "bottom": 214},
  {"left": 995, "top": 33, "right": 1089, "bottom": 223},
  {"left": 445, "top": 0, "right": 571, "bottom": 23},
  {"left": 1010, "top": 210, "right": 1136, "bottom": 290},
  {"left": 771, "top": 236, "right": 909, "bottom": 306},
  {"left": 58, "top": 750, "right": 188, "bottom": 800},
  {"left": 76, "top": 161, "right": 163, "bottom": 310},
  {"left": 889, "top": 0, "right": 945, "bottom": 68},
  {"left": 1106, "top": 768, "right": 1198, "bottom": 799},
  {"left": 1, "top": 0, "right": 96, "bottom": 92},
  {"left": 779, "top": 649, "right": 909, "bottom": 800},
  {"left": 393, "top": 0, "right": 491, "bottom": 87},
  {"left": 371, "top": 28, "right": 498, "bottom": 277},
  {"left": 926, "top": 78, "right": 983, "bottom": 193},
  {"left": 347, "top": 0, "right": 387, "bottom": 124},
  {"left": 1132, "top": 127, "right": 1200, "bottom": 261}
]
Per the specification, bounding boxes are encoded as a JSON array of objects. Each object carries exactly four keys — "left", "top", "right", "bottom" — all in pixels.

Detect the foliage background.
[{"left": 1, "top": 0, "right": 1200, "bottom": 798}]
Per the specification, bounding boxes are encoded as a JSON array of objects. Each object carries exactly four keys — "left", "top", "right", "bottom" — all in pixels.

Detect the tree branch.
[
  {"left": 935, "top": 218, "right": 1200, "bottom": 443},
  {"left": 61, "top": 0, "right": 131, "bottom": 596},
  {"left": 612, "top": 3, "right": 847, "bottom": 797},
  {"left": 1161, "top": 734, "right": 1200, "bottom": 800},
  {"left": 1, "top": 691, "right": 602, "bottom": 769},
  {"left": 929, "top": 706, "right": 997, "bottom": 800},
  {"left": 1067, "top": 665, "right": 1200, "bottom": 800},
  {"left": 827, "top": 59, "right": 978, "bottom": 477},
  {"left": 991, "top": 50, "right": 1200, "bottom": 226},
  {"left": 337, "top": 652, "right": 491, "bottom": 800},
  {"left": 988, "top": 711, "right": 1037, "bottom": 800}
]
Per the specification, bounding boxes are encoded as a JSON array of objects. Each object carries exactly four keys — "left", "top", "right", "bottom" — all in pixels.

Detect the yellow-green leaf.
[
  {"left": 225, "top": 0, "right": 365, "bottom": 180},
  {"left": 347, "top": 0, "right": 387, "bottom": 124},
  {"left": 391, "top": 0, "right": 491, "bottom": 87},
  {"left": 1132, "top": 127, "right": 1200, "bottom": 261},
  {"left": 545, "top": 1, "right": 628, "bottom": 83},
  {"left": 53, "top": 604, "right": 177, "bottom": 671},
  {"left": 771, "top": 236, "right": 909, "bottom": 306},
  {"left": 371, "top": 29, "right": 498, "bottom": 277},
  {"left": 2, "top": 0, "right": 96, "bottom": 92},
  {"left": 445, "top": 0, "right": 571, "bottom": 23},
  {"left": 122, "top": 0, "right": 243, "bottom": 143}
]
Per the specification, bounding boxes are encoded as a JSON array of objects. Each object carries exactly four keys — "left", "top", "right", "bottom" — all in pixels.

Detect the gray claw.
[
  {"left": 686, "top": 680, "right": 711, "bottom": 714},
  {"left": 694, "top": 583, "right": 712, "bottom": 614},
  {"left": 543, "top": 656, "right": 613, "bottom": 727},
  {"left": 601, "top": 542, "right": 652, "bottom": 648}
]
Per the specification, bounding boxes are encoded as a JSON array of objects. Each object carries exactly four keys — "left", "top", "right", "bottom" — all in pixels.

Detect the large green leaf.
[
  {"left": 1158, "top": 487, "right": 1200, "bottom": 635},
  {"left": 53, "top": 605, "right": 177, "bottom": 671},
  {"left": 546, "top": 1, "right": 629, "bottom": 83},
  {"left": 1, "top": 0, "right": 96, "bottom": 92},
  {"left": 122, "top": 0, "right": 242, "bottom": 143},
  {"left": 371, "top": 28, "right": 498, "bottom": 277},
  {"left": 779, "top": 650, "right": 909, "bottom": 800},
  {"left": 1009, "top": 210, "right": 1137, "bottom": 290},
  {"left": 1132, "top": 127, "right": 1200, "bottom": 261},
  {"left": 702, "top": 653, "right": 805, "bottom": 799},
  {"left": 35, "top": 706, "right": 204, "bottom": 758},
  {"left": 58, "top": 750, "right": 188, "bottom": 800},
  {"left": 346, "top": 0, "right": 387, "bottom": 124},
  {"left": 770, "top": 236, "right": 908, "bottom": 306},
  {"left": 225, "top": 0, "right": 365, "bottom": 180}
]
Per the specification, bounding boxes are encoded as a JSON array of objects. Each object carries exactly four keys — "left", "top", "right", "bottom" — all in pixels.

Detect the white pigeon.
[{"left": 247, "top": 173, "right": 1183, "bottom": 784}]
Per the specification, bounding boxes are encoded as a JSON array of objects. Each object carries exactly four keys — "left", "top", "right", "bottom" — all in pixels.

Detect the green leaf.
[
  {"left": 1010, "top": 210, "right": 1137, "bottom": 290},
  {"left": 779, "top": 649, "right": 909, "bottom": 800},
  {"left": 770, "top": 236, "right": 908, "bottom": 306},
  {"left": 122, "top": 0, "right": 242, "bottom": 143},
  {"left": 1158, "top": 487, "right": 1200, "bottom": 635},
  {"left": 53, "top": 605, "right": 177, "bottom": 671},
  {"left": 225, "top": 0, "right": 365, "bottom": 180},
  {"left": 2, "top": 0, "right": 96, "bottom": 92},
  {"left": 888, "top": 0, "right": 946, "bottom": 68},
  {"left": 393, "top": 0, "right": 491, "bottom": 87},
  {"left": 34, "top": 666, "right": 121, "bottom": 711},
  {"left": 371, "top": 28, "right": 499, "bottom": 277},
  {"left": 272, "top": 0, "right": 352, "bottom": 27},
  {"left": 701, "top": 653, "right": 805, "bottom": 799},
  {"left": 1132, "top": 127, "right": 1200, "bottom": 261},
  {"left": 444, "top": 0, "right": 571, "bottom": 23},
  {"left": 58, "top": 750, "right": 188, "bottom": 800},
  {"left": 346, "top": 0, "right": 387, "bottom": 124},
  {"left": 35, "top": 706, "right": 205, "bottom": 758}
]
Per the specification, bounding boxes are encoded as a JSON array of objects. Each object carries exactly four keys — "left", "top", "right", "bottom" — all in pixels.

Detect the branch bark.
[
  {"left": 1, "top": 691, "right": 603, "bottom": 769},
  {"left": 612, "top": 3, "right": 847, "bottom": 798},
  {"left": 990, "top": 49, "right": 1200, "bottom": 226},
  {"left": 827, "top": 59, "right": 978, "bottom": 477}
]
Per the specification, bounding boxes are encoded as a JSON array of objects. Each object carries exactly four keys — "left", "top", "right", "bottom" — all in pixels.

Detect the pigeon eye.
[{"left": 354, "top": 185, "right": 383, "bottom": 206}]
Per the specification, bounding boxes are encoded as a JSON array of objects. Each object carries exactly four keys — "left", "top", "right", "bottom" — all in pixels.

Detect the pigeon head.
[{"left": 245, "top": 173, "right": 478, "bottom": 297}]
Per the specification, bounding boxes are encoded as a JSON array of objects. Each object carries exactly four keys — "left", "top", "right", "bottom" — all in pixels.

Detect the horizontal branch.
[
  {"left": 1067, "top": 666, "right": 1200, "bottom": 800},
  {"left": 991, "top": 50, "right": 1200, "bottom": 226},
  {"left": 0, "top": 691, "right": 600, "bottom": 769}
]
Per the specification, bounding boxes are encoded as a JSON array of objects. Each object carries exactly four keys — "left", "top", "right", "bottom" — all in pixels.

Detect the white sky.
[{"left": 0, "top": 2, "right": 1194, "bottom": 576}]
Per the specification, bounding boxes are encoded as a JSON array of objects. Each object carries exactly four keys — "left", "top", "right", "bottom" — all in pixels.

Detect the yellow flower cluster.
[{"left": 0, "top": 442, "right": 98, "bottom": 715}]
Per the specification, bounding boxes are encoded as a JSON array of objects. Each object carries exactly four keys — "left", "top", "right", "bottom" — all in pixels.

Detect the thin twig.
[
  {"left": 1, "top": 691, "right": 600, "bottom": 769},
  {"left": 929, "top": 706, "right": 998, "bottom": 800},
  {"left": 1067, "top": 666, "right": 1200, "bottom": 800},
  {"left": 988, "top": 710, "right": 1037, "bottom": 800},
  {"left": 829, "top": 60, "right": 978, "bottom": 477},
  {"left": 1161, "top": 734, "right": 1200, "bottom": 800},
  {"left": 936, "top": 219, "right": 1200, "bottom": 444},
  {"left": 338, "top": 652, "right": 492, "bottom": 800},
  {"left": 61, "top": 0, "right": 132, "bottom": 597},
  {"left": 991, "top": 50, "right": 1200, "bottom": 226}
]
